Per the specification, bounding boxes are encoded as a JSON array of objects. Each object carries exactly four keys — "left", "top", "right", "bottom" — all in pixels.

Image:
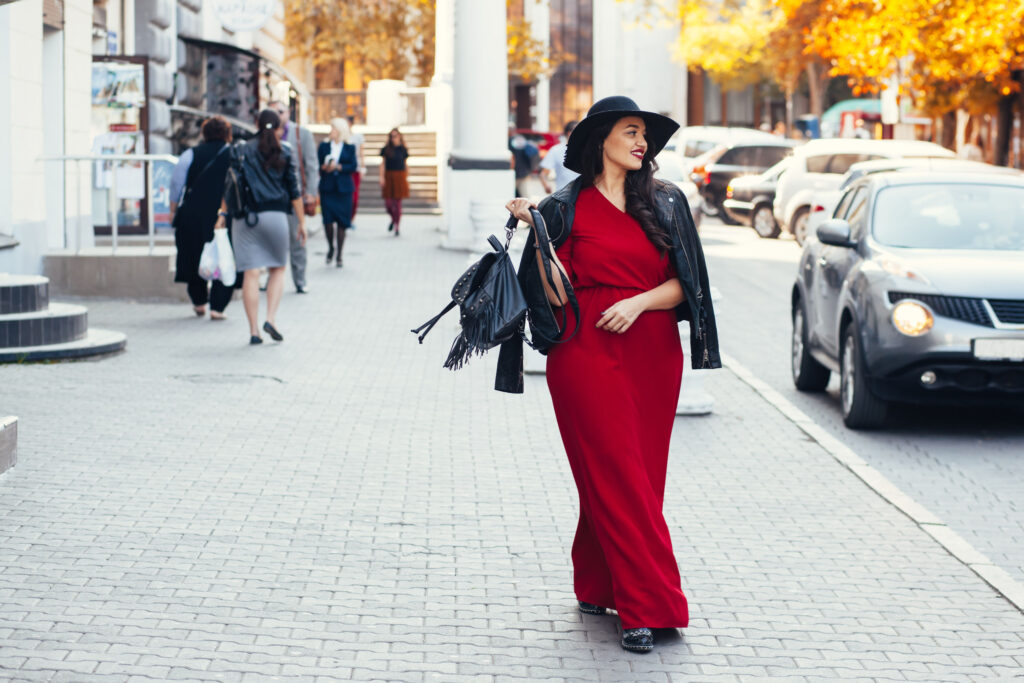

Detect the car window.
[
  {"left": 805, "top": 155, "right": 831, "bottom": 173},
  {"left": 833, "top": 188, "right": 859, "bottom": 219},
  {"left": 718, "top": 146, "right": 758, "bottom": 166},
  {"left": 684, "top": 140, "right": 719, "bottom": 158},
  {"left": 757, "top": 146, "right": 790, "bottom": 167},
  {"left": 873, "top": 183, "right": 1024, "bottom": 250},
  {"left": 845, "top": 190, "right": 869, "bottom": 238}
]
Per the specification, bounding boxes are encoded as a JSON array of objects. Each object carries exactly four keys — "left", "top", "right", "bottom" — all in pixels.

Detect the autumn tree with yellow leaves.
[{"left": 284, "top": 0, "right": 436, "bottom": 87}]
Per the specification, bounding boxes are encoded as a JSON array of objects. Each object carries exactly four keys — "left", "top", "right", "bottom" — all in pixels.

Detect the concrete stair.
[
  {"left": 359, "top": 131, "right": 440, "bottom": 215},
  {"left": 0, "top": 273, "right": 126, "bottom": 363}
]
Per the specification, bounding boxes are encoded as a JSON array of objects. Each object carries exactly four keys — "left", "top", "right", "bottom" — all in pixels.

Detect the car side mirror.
[{"left": 817, "top": 218, "right": 856, "bottom": 248}]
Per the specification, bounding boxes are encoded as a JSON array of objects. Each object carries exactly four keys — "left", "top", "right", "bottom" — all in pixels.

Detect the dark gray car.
[{"left": 790, "top": 171, "right": 1024, "bottom": 429}]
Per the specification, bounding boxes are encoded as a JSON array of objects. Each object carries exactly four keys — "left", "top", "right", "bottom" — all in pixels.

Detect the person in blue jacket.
[{"left": 318, "top": 118, "right": 358, "bottom": 267}]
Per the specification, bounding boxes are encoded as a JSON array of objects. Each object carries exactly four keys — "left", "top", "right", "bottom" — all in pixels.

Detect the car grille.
[
  {"left": 989, "top": 299, "right": 1024, "bottom": 325},
  {"left": 888, "top": 292, "right": 993, "bottom": 327}
]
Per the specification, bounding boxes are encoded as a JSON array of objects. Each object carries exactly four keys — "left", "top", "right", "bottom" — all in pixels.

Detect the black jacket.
[
  {"left": 236, "top": 139, "right": 301, "bottom": 213},
  {"left": 495, "top": 177, "right": 721, "bottom": 394},
  {"left": 317, "top": 140, "right": 358, "bottom": 194}
]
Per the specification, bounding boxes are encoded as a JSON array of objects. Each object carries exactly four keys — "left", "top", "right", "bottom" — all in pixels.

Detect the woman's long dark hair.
[
  {"left": 383, "top": 128, "right": 405, "bottom": 158},
  {"left": 256, "top": 109, "right": 286, "bottom": 171},
  {"left": 578, "top": 118, "right": 672, "bottom": 251}
]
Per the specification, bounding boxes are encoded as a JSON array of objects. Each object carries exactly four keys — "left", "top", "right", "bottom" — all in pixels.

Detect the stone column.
[
  {"left": 443, "top": 0, "right": 514, "bottom": 250},
  {"left": 524, "top": 0, "right": 550, "bottom": 131}
]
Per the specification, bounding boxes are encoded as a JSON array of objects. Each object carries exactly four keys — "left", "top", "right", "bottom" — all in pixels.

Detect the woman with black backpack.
[
  {"left": 215, "top": 109, "right": 306, "bottom": 345},
  {"left": 501, "top": 96, "right": 720, "bottom": 654},
  {"left": 170, "top": 116, "right": 236, "bottom": 319}
]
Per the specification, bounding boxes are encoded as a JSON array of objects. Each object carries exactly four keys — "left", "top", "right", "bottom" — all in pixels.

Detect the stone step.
[
  {"left": 0, "top": 328, "right": 126, "bottom": 363},
  {"left": 0, "top": 416, "right": 15, "bottom": 476},
  {"left": 0, "top": 302, "right": 89, "bottom": 348},
  {"left": 0, "top": 273, "right": 49, "bottom": 314}
]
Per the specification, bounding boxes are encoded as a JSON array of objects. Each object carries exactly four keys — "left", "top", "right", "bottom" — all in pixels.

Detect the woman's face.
[
  {"left": 602, "top": 116, "right": 647, "bottom": 173},
  {"left": 389, "top": 130, "right": 401, "bottom": 145},
  {"left": 329, "top": 126, "right": 341, "bottom": 142}
]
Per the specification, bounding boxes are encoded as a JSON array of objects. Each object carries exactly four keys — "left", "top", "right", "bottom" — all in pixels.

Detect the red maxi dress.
[{"left": 546, "top": 186, "right": 688, "bottom": 630}]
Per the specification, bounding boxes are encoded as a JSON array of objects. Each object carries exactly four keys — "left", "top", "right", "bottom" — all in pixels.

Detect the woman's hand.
[
  {"left": 597, "top": 295, "right": 648, "bottom": 334},
  {"left": 504, "top": 198, "right": 536, "bottom": 227},
  {"left": 298, "top": 223, "right": 307, "bottom": 246},
  {"left": 214, "top": 213, "right": 227, "bottom": 230}
]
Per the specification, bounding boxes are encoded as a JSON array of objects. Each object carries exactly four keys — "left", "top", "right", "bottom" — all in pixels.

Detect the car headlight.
[{"left": 892, "top": 301, "right": 934, "bottom": 336}]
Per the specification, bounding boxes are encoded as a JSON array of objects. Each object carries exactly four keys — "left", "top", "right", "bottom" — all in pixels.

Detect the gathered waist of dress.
[{"left": 572, "top": 284, "right": 647, "bottom": 293}]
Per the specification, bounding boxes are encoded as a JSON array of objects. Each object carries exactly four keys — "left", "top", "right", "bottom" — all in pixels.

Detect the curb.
[{"left": 722, "top": 352, "right": 1024, "bottom": 614}]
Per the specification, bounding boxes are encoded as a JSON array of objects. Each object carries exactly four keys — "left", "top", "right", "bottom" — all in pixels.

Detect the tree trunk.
[
  {"left": 994, "top": 70, "right": 1023, "bottom": 166},
  {"left": 805, "top": 61, "right": 827, "bottom": 117},
  {"left": 940, "top": 110, "right": 957, "bottom": 150}
]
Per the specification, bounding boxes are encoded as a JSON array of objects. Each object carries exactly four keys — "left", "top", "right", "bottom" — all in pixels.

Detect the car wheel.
[
  {"left": 752, "top": 203, "right": 781, "bottom": 239},
  {"left": 717, "top": 200, "right": 742, "bottom": 226},
  {"left": 701, "top": 201, "right": 719, "bottom": 217},
  {"left": 792, "top": 303, "right": 830, "bottom": 391},
  {"left": 839, "top": 322, "right": 888, "bottom": 429},
  {"left": 791, "top": 207, "right": 811, "bottom": 245}
]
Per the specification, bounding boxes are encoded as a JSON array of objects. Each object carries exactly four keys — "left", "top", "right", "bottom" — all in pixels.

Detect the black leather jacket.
[
  {"left": 495, "top": 177, "right": 721, "bottom": 394},
  {"left": 238, "top": 139, "right": 301, "bottom": 213}
]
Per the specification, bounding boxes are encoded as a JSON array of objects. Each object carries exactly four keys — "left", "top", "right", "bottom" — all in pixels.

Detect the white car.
[
  {"left": 774, "top": 139, "right": 954, "bottom": 244},
  {"left": 655, "top": 151, "right": 703, "bottom": 230},
  {"left": 675, "top": 126, "right": 778, "bottom": 173},
  {"left": 805, "top": 158, "right": 1022, "bottom": 242}
]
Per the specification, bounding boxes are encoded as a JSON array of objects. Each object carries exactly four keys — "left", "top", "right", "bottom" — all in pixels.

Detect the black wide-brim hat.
[{"left": 563, "top": 96, "right": 680, "bottom": 174}]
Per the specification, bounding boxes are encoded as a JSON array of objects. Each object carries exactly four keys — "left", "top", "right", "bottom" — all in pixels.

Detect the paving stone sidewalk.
[{"left": 1, "top": 215, "right": 1022, "bottom": 682}]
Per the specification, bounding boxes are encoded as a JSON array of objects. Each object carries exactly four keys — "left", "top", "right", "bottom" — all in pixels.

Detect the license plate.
[{"left": 973, "top": 339, "right": 1024, "bottom": 361}]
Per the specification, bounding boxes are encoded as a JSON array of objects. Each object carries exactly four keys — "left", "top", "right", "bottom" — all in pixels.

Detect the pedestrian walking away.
[
  {"left": 510, "top": 132, "right": 541, "bottom": 197},
  {"left": 540, "top": 120, "right": 580, "bottom": 194},
  {"left": 348, "top": 115, "right": 365, "bottom": 228},
  {"left": 318, "top": 118, "right": 358, "bottom": 267},
  {"left": 270, "top": 99, "right": 319, "bottom": 293},
  {"left": 169, "top": 115, "right": 239, "bottom": 319},
  {"left": 500, "top": 96, "right": 721, "bottom": 654},
  {"left": 380, "top": 127, "right": 409, "bottom": 236},
  {"left": 217, "top": 108, "right": 306, "bottom": 346}
]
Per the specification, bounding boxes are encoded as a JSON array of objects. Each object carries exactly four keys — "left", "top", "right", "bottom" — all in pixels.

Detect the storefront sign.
[{"left": 215, "top": 0, "right": 274, "bottom": 32}]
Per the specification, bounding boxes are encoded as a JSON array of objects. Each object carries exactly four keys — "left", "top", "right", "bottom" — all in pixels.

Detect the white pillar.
[
  {"left": 525, "top": 0, "right": 550, "bottom": 131},
  {"left": 428, "top": 0, "right": 455, "bottom": 225},
  {"left": 443, "top": 0, "right": 514, "bottom": 250}
]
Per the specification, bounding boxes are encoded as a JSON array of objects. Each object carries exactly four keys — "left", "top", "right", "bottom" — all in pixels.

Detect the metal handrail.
[{"left": 38, "top": 153, "right": 179, "bottom": 255}]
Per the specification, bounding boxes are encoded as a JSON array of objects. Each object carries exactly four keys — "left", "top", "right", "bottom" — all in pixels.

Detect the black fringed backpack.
[{"left": 412, "top": 214, "right": 528, "bottom": 370}]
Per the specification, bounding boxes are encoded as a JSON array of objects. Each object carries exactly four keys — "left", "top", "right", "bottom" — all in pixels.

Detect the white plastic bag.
[
  {"left": 213, "top": 228, "right": 236, "bottom": 287},
  {"left": 198, "top": 238, "right": 218, "bottom": 281},
  {"left": 197, "top": 229, "right": 236, "bottom": 286}
]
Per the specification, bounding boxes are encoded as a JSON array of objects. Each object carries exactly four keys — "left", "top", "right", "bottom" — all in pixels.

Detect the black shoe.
[
  {"left": 296, "top": 285, "right": 309, "bottom": 294},
  {"left": 263, "top": 321, "right": 283, "bottom": 341},
  {"left": 621, "top": 628, "right": 654, "bottom": 653},
  {"left": 578, "top": 601, "right": 607, "bottom": 615},
  {"left": 249, "top": 335, "right": 263, "bottom": 345},
  {"left": 387, "top": 221, "right": 394, "bottom": 232},
  {"left": 325, "top": 248, "right": 334, "bottom": 264},
  {"left": 335, "top": 257, "right": 343, "bottom": 268}
]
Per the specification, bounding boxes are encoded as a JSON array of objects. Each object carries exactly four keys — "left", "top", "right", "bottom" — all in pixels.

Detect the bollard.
[
  {"left": 676, "top": 286, "right": 722, "bottom": 416},
  {"left": 0, "top": 416, "right": 17, "bottom": 475}
]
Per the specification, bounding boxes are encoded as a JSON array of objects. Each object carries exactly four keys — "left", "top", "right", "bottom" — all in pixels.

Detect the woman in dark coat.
[
  {"left": 380, "top": 128, "right": 410, "bottom": 236},
  {"left": 317, "top": 118, "right": 358, "bottom": 267},
  {"left": 504, "top": 96, "right": 719, "bottom": 654},
  {"left": 170, "top": 116, "right": 238, "bottom": 319}
]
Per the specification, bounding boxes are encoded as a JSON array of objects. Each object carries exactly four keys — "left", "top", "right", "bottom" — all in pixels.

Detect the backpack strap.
[
  {"left": 411, "top": 299, "right": 457, "bottom": 343},
  {"left": 527, "top": 207, "right": 580, "bottom": 346}
]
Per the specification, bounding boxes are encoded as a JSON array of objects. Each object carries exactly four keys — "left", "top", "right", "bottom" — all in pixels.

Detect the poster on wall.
[
  {"left": 91, "top": 63, "right": 145, "bottom": 108},
  {"left": 215, "top": 0, "right": 274, "bottom": 31}
]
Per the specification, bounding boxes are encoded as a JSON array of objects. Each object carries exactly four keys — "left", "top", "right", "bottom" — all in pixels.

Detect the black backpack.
[
  {"left": 224, "top": 142, "right": 259, "bottom": 227},
  {"left": 412, "top": 209, "right": 579, "bottom": 370}
]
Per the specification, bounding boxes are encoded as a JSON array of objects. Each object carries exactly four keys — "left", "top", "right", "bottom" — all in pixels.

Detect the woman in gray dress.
[{"left": 215, "top": 109, "right": 306, "bottom": 344}]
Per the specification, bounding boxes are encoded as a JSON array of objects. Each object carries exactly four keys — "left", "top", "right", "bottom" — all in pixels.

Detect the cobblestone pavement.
[
  {"left": 1, "top": 214, "right": 1023, "bottom": 682},
  {"left": 699, "top": 219, "right": 1024, "bottom": 591}
]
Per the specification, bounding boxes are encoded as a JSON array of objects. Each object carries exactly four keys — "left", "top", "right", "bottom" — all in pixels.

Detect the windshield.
[
  {"left": 762, "top": 158, "right": 791, "bottom": 180},
  {"left": 873, "top": 183, "right": 1024, "bottom": 251},
  {"left": 655, "top": 153, "right": 687, "bottom": 182}
]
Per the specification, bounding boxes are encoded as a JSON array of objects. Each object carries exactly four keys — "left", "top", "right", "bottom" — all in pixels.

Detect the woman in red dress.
[{"left": 503, "top": 96, "right": 720, "bottom": 653}]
